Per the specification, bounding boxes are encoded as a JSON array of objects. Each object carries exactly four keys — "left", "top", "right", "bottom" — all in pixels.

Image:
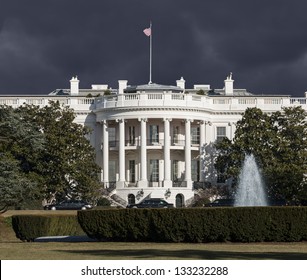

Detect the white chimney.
[
  {"left": 70, "top": 76, "right": 79, "bottom": 95},
  {"left": 176, "top": 77, "right": 185, "bottom": 90},
  {"left": 224, "top": 72, "right": 234, "bottom": 95},
  {"left": 118, "top": 80, "right": 128, "bottom": 94}
]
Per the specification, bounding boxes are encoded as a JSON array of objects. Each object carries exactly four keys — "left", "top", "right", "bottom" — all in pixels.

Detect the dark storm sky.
[{"left": 1, "top": 0, "right": 307, "bottom": 96}]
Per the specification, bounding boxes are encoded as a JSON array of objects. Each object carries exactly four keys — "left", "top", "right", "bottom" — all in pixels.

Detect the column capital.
[
  {"left": 101, "top": 120, "right": 108, "bottom": 125},
  {"left": 163, "top": 118, "right": 172, "bottom": 122},
  {"left": 185, "top": 119, "right": 193, "bottom": 123},
  {"left": 138, "top": 117, "right": 148, "bottom": 122},
  {"left": 205, "top": 121, "right": 212, "bottom": 126},
  {"left": 115, "top": 118, "right": 124, "bottom": 123}
]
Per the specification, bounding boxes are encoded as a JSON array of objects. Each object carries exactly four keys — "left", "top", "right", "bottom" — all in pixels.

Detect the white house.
[{"left": 1, "top": 74, "right": 306, "bottom": 207}]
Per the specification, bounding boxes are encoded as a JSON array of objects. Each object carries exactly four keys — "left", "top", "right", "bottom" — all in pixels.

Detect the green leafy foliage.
[
  {"left": 0, "top": 102, "right": 101, "bottom": 209},
  {"left": 0, "top": 106, "right": 44, "bottom": 209},
  {"left": 12, "top": 214, "right": 84, "bottom": 242},
  {"left": 0, "top": 154, "right": 41, "bottom": 209},
  {"left": 78, "top": 208, "right": 307, "bottom": 243},
  {"left": 215, "top": 106, "right": 307, "bottom": 202}
]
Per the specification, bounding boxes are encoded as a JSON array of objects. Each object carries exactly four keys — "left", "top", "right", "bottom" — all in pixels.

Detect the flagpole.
[
  {"left": 143, "top": 22, "right": 153, "bottom": 84},
  {"left": 149, "top": 22, "right": 152, "bottom": 84}
]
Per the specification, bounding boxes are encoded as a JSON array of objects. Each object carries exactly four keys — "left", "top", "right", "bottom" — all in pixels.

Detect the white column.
[
  {"left": 203, "top": 121, "right": 212, "bottom": 182},
  {"left": 228, "top": 122, "right": 235, "bottom": 140},
  {"left": 117, "top": 119, "right": 125, "bottom": 188},
  {"left": 163, "top": 118, "right": 172, "bottom": 188},
  {"left": 139, "top": 118, "right": 147, "bottom": 188},
  {"left": 95, "top": 123, "right": 103, "bottom": 182},
  {"left": 185, "top": 119, "right": 192, "bottom": 188},
  {"left": 102, "top": 120, "right": 109, "bottom": 187},
  {"left": 199, "top": 121, "right": 206, "bottom": 182},
  {"left": 205, "top": 121, "right": 212, "bottom": 143}
]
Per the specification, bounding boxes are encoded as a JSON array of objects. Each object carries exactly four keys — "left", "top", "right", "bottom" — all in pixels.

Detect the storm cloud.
[{"left": 1, "top": 0, "right": 307, "bottom": 96}]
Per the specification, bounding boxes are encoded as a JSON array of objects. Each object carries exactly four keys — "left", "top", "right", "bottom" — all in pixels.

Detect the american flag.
[{"left": 143, "top": 27, "right": 151, "bottom": 37}]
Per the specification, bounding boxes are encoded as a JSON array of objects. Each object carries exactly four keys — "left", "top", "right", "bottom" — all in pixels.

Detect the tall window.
[
  {"left": 191, "top": 126, "right": 200, "bottom": 144},
  {"left": 109, "top": 160, "right": 116, "bottom": 183},
  {"left": 172, "top": 126, "right": 179, "bottom": 144},
  {"left": 149, "top": 159, "right": 159, "bottom": 182},
  {"left": 149, "top": 125, "right": 159, "bottom": 144},
  {"left": 109, "top": 127, "right": 116, "bottom": 147},
  {"left": 192, "top": 160, "right": 200, "bottom": 181},
  {"left": 128, "top": 126, "right": 135, "bottom": 145},
  {"left": 129, "top": 160, "right": 135, "bottom": 183},
  {"left": 216, "top": 126, "right": 226, "bottom": 142},
  {"left": 172, "top": 160, "right": 179, "bottom": 181}
]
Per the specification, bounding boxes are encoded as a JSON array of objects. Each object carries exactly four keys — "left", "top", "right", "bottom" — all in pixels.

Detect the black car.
[
  {"left": 204, "top": 199, "right": 234, "bottom": 207},
  {"left": 44, "top": 200, "right": 93, "bottom": 210},
  {"left": 127, "top": 198, "right": 174, "bottom": 209}
]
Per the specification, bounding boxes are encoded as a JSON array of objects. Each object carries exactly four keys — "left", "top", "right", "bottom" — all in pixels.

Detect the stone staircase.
[{"left": 101, "top": 187, "right": 126, "bottom": 208}]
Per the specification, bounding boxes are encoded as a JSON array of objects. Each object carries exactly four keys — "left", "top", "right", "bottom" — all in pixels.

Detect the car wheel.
[
  {"left": 132, "top": 206, "right": 138, "bottom": 208},
  {"left": 51, "top": 206, "right": 56, "bottom": 210}
]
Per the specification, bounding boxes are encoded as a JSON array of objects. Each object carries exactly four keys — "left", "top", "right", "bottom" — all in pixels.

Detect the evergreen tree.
[
  {"left": 0, "top": 102, "right": 101, "bottom": 209},
  {"left": 0, "top": 106, "right": 44, "bottom": 209},
  {"left": 22, "top": 101, "right": 101, "bottom": 202},
  {"left": 215, "top": 106, "right": 307, "bottom": 202}
]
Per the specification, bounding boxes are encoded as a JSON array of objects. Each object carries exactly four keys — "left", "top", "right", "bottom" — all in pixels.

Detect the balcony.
[
  {"left": 0, "top": 94, "right": 306, "bottom": 113},
  {"left": 106, "top": 139, "right": 198, "bottom": 149},
  {"left": 95, "top": 93, "right": 307, "bottom": 112}
]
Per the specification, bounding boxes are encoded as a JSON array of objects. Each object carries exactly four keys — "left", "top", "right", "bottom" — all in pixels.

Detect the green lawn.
[
  {"left": 2, "top": 240, "right": 307, "bottom": 260},
  {"left": 1, "top": 210, "right": 307, "bottom": 260}
]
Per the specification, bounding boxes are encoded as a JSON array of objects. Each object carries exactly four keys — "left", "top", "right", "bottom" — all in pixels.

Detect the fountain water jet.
[{"left": 234, "top": 154, "right": 268, "bottom": 206}]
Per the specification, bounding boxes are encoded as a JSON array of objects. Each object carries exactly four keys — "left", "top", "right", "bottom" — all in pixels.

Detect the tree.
[
  {"left": 0, "top": 106, "right": 45, "bottom": 173},
  {"left": 0, "top": 106, "right": 44, "bottom": 209},
  {"left": 0, "top": 153, "right": 41, "bottom": 211},
  {"left": 21, "top": 101, "right": 101, "bottom": 202},
  {"left": 0, "top": 102, "right": 101, "bottom": 209},
  {"left": 215, "top": 106, "right": 307, "bottom": 202},
  {"left": 268, "top": 107, "right": 307, "bottom": 200}
]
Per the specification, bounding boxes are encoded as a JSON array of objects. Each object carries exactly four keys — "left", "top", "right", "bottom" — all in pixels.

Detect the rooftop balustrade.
[
  {"left": 95, "top": 92, "right": 307, "bottom": 112},
  {"left": 0, "top": 93, "right": 306, "bottom": 113}
]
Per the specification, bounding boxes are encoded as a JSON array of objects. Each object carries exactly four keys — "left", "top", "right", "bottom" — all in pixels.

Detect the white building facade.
[{"left": 1, "top": 74, "right": 306, "bottom": 207}]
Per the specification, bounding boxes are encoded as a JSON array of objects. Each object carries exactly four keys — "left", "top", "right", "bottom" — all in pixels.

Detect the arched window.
[
  {"left": 128, "top": 194, "right": 135, "bottom": 205},
  {"left": 176, "top": 194, "right": 184, "bottom": 208}
]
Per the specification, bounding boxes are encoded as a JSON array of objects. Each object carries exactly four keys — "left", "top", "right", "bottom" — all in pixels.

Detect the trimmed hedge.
[
  {"left": 12, "top": 214, "right": 85, "bottom": 242},
  {"left": 78, "top": 207, "right": 307, "bottom": 243}
]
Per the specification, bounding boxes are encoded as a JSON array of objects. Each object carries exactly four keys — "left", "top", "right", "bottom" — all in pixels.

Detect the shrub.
[
  {"left": 78, "top": 207, "right": 307, "bottom": 243},
  {"left": 96, "top": 197, "right": 111, "bottom": 207},
  {"left": 12, "top": 214, "right": 84, "bottom": 242}
]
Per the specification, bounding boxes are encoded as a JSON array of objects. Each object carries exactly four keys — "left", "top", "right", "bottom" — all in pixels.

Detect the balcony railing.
[
  {"left": 96, "top": 93, "right": 307, "bottom": 112},
  {"left": 148, "top": 181, "right": 163, "bottom": 187},
  {"left": 106, "top": 139, "right": 193, "bottom": 148},
  {"left": 1, "top": 94, "right": 306, "bottom": 113},
  {"left": 125, "top": 140, "right": 137, "bottom": 146}
]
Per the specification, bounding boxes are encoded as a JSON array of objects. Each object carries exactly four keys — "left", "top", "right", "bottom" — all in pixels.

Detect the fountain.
[{"left": 234, "top": 154, "right": 268, "bottom": 206}]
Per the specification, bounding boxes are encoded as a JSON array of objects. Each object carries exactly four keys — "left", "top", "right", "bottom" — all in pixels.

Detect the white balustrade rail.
[
  {"left": 96, "top": 93, "right": 307, "bottom": 112},
  {"left": 0, "top": 93, "right": 306, "bottom": 112},
  {"left": 0, "top": 96, "right": 95, "bottom": 111}
]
